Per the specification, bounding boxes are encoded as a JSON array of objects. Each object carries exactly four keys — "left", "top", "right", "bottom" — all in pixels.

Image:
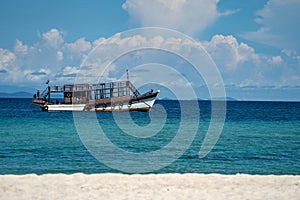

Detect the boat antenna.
[{"left": 126, "top": 69, "right": 129, "bottom": 81}]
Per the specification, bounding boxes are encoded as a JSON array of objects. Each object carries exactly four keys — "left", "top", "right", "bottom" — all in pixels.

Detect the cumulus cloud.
[
  {"left": 56, "top": 51, "right": 64, "bottom": 61},
  {"left": 202, "top": 35, "right": 260, "bottom": 71},
  {"left": 243, "top": 0, "right": 300, "bottom": 51},
  {"left": 53, "top": 66, "right": 83, "bottom": 86},
  {"left": 14, "top": 40, "right": 28, "bottom": 56},
  {"left": 78, "top": 31, "right": 222, "bottom": 98},
  {"left": 82, "top": 31, "right": 299, "bottom": 93},
  {"left": 282, "top": 49, "right": 297, "bottom": 57},
  {"left": 270, "top": 56, "right": 283, "bottom": 65},
  {"left": 0, "top": 48, "right": 16, "bottom": 72},
  {"left": 42, "top": 29, "right": 64, "bottom": 48},
  {"left": 0, "top": 29, "right": 93, "bottom": 85},
  {"left": 202, "top": 34, "right": 300, "bottom": 89},
  {"left": 64, "top": 38, "right": 92, "bottom": 61},
  {"left": 120, "top": 0, "right": 299, "bottom": 99},
  {"left": 0, "top": 28, "right": 299, "bottom": 100},
  {"left": 65, "top": 38, "right": 91, "bottom": 53},
  {"left": 122, "top": 0, "right": 229, "bottom": 36},
  {"left": 61, "top": 66, "right": 80, "bottom": 76}
]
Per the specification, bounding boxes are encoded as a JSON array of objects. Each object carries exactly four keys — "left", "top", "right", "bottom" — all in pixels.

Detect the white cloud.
[
  {"left": 122, "top": 0, "right": 223, "bottom": 36},
  {"left": 42, "top": 29, "right": 64, "bottom": 48},
  {"left": 243, "top": 0, "right": 300, "bottom": 51},
  {"left": 64, "top": 38, "right": 92, "bottom": 61},
  {"left": 0, "top": 29, "right": 92, "bottom": 85},
  {"left": 14, "top": 40, "right": 28, "bottom": 56},
  {"left": 56, "top": 51, "right": 64, "bottom": 61},
  {"left": 202, "top": 34, "right": 300, "bottom": 89},
  {"left": 202, "top": 35, "right": 260, "bottom": 71},
  {"left": 24, "top": 68, "right": 51, "bottom": 81},
  {"left": 78, "top": 31, "right": 218, "bottom": 91},
  {"left": 0, "top": 28, "right": 299, "bottom": 100},
  {"left": 270, "top": 56, "right": 283, "bottom": 65},
  {"left": 0, "top": 48, "right": 16, "bottom": 71},
  {"left": 282, "top": 49, "right": 297, "bottom": 57},
  {"left": 65, "top": 38, "right": 91, "bottom": 54},
  {"left": 61, "top": 65, "right": 80, "bottom": 76},
  {"left": 40, "top": 68, "right": 51, "bottom": 74},
  {"left": 82, "top": 32, "right": 298, "bottom": 96}
]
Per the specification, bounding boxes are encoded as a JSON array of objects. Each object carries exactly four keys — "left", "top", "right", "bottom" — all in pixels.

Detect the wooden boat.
[{"left": 33, "top": 77, "right": 159, "bottom": 112}]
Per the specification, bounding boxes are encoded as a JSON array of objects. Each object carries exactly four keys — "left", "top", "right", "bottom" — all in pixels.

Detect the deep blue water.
[{"left": 0, "top": 98, "right": 299, "bottom": 174}]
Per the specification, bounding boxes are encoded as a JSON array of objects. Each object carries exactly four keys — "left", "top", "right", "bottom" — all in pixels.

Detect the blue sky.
[{"left": 0, "top": 0, "right": 299, "bottom": 101}]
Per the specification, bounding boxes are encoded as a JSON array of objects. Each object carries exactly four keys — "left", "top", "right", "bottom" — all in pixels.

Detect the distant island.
[
  {"left": 209, "top": 97, "right": 238, "bottom": 101},
  {"left": 0, "top": 92, "right": 33, "bottom": 98}
]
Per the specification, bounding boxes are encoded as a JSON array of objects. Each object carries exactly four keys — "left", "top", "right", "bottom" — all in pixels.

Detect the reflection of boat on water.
[{"left": 33, "top": 74, "right": 159, "bottom": 112}]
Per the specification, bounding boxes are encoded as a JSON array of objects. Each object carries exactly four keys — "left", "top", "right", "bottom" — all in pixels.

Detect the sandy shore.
[{"left": 0, "top": 173, "right": 299, "bottom": 200}]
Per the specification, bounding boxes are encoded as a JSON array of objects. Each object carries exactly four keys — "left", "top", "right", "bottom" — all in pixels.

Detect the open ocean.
[{"left": 0, "top": 98, "right": 299, "bottom": 175}]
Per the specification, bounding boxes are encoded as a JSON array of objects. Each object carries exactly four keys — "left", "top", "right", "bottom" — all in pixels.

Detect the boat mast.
[{"left": 126, "top": 69, "right": 129, "bottom": 81}]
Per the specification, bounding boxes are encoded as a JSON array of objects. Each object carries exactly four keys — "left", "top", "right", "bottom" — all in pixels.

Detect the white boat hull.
[
  {"left": 94, "top": 96, "right": 157, "bottom": 112},
  {"left": 45, "top": 104, "right": 86, "bottom": 111}
]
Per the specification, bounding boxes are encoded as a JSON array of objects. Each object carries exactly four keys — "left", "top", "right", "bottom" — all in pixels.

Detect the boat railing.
[
  {"left": 49, "top": 86, "right": 64, "bottom": 92},
  {"left": 37, "top": 80, "right": 142, "bottom": 104}
]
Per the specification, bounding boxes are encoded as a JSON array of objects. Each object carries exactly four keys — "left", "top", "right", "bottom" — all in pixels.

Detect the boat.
[{"left": 32, "top": 74, "right": 160, "bottom": 112}]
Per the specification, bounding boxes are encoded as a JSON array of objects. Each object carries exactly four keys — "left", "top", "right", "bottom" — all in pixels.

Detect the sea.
[{"left": 0, "top": 98, "right": 299, "bottom": 175}]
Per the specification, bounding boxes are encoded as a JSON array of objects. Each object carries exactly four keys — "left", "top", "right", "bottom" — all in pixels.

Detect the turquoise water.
[{"left": 0, "top": 98, "right": 299, "bottom": 174}]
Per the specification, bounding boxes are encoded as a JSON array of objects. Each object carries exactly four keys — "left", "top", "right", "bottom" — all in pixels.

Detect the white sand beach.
[{"left": 1, "top": 173, "right": 299, "bottom": 200}]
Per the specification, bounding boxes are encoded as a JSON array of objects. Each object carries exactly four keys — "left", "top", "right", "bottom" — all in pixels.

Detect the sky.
[{"left": 0, "top": 0, "right": 299, "bottom": 101}]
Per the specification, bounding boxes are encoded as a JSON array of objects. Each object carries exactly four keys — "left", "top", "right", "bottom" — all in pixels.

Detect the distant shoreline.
[
  {"left": 0, "top": 92, "right": 33, "bottom": 98},
  {"left": 1, "top": 173, "right": 299, "bottom": 199}
]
